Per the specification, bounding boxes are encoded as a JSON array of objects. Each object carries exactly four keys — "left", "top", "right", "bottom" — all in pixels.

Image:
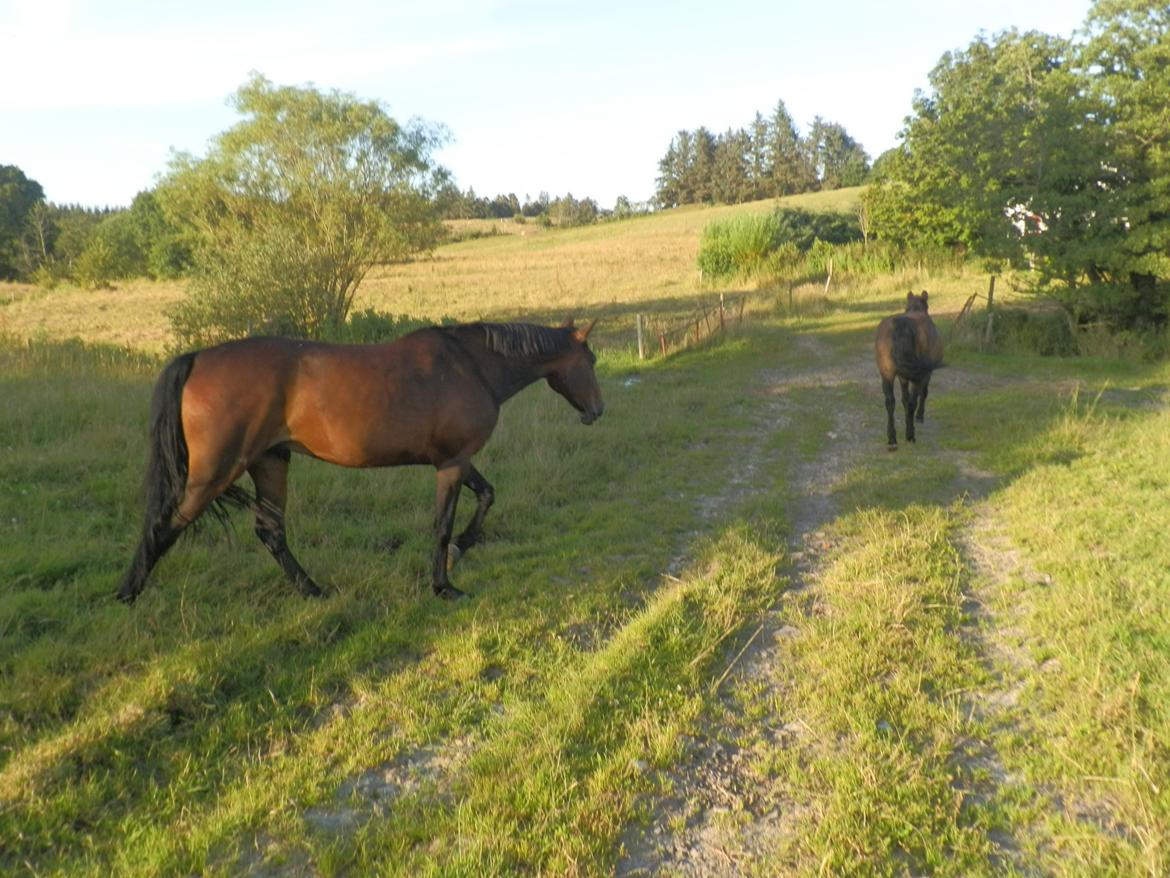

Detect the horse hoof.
[
  {"left": 887, "top": 444, "right": 898, "bottom": 452},
  {"left": 436, "top": 584, "right": 469, "bottom": 601}
]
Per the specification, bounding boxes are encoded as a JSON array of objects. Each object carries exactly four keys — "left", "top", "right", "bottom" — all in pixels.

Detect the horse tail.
[
  {"left": 141, "top": 352, "right": 198, "bottom": 543},
  {"left": 891, "top": 317, "right": 938, "bottom": 383}
]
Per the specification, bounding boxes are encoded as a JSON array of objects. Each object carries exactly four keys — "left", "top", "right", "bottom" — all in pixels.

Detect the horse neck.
[{"left": 471, "top": 347, "right": 552, "bottom": 403}]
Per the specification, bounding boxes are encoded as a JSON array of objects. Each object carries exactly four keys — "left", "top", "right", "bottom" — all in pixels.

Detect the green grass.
[
  {"left": 0, "top": 324, "right": 790, "bottom": 875},
  {"left": 3, "top": 197, "right": 1170, "bottom": 875}
]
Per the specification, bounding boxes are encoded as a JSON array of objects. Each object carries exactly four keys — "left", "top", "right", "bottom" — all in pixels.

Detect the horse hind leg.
[
  {"left": 900, "top": 377, "right": 918, "bottom": 443},
  {"left": 449, "top": 465, "right": 495, "bottom": 569},
  {"left": 248, "top": 448, "right": 323, "bottom": 598},
  {"left": 117, "top": 519, "right": 185, "bottom": 604},
  {"left": 117, "top": 478, "right": 231, "bottom": 604},
  {"left": 882, "top": 377, "right": 898, "bottom": 448},
  {"left": 915, "top": 375, "right": 931, "bottom": 423}
]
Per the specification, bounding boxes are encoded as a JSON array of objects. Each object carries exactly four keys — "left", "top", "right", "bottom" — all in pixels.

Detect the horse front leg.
[
  {"left": 450, "top": 465, "right": 495, "bottom": 569},
  {"left": 432, "top": 461, "right": 470, "bottom": 600},
  {"left": 882, "top": 377, "right": 898, "bottom": 448}
]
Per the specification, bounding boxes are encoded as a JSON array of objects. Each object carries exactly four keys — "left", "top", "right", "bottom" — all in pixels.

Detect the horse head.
[
  {"left": 906, "top": 290, "right": 930, "bottom": 313},
  {"left": 548, "top": 318, "right": 604, "bottom": 425}
]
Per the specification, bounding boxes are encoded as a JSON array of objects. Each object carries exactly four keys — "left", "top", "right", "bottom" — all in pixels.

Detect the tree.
[
  {"left": 0, "top": 165, "right": 45, "bottom": 280},
  {"left": 747, "top": 112, "right": 773, "bottom": 200},
  {"left": 712, "top": 128, "right": 752, "bottom": 204},
  {"left": 158, "top": 73, "right": 448, "bottom": 344},
  {"left": 867, "top": 30, "right": 1090, "bottom": 259},
  {"left": 688, "top": 127, "right": 718, "bottom": 204},
  {"left": 1074, "top": 0, "right": 1170, "bottom": 319},
  {"left": 655, "top": 130, "right": 694, "bottom": 208},
  {"left": 769, "top": 101, "right": 816, "bottom": 196},
  {"left": 806, "top": 117, "right": 870, "bottom": 189}
]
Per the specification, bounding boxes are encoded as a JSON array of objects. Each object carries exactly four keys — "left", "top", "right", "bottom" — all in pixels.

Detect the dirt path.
[
  {"left": 614, "top": 326, "right": 1071, "bottom": 876},
  {"left": 616, "top": 332, "right": 879, "bottom": 876}
]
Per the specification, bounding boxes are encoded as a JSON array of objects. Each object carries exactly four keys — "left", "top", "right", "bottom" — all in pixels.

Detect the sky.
[{"left": 1, "top": 0, "right": 1095, "bottom": 210}]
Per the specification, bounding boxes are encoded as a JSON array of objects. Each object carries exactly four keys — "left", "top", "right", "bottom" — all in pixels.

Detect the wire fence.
[{"left": 634, "top": 292, "right": 750, "bottom": 360}]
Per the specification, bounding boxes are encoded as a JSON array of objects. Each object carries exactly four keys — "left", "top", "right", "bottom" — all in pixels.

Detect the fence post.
[
  {"left": 659, "top": 332, "right": 667, "bottom": 357},
  {"left": 636, "top": 313, "right": 645, "bottom": 360},
  {"left": 719, "top": 293, "right": 725, "bottom": 332},
  {"left": 983, "top": 275, "right": 997, "bottom": 350}
]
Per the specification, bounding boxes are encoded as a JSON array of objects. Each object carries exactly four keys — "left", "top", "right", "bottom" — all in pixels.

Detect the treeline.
[
  {"left": 0, "top": 167, "right": 190, "bottom": 288},
  {"left": 655, "top": 101, "right": 870, "bottom": 208},
  {"left": 436, "top": 186, "right": 653, "bottom": 226}
]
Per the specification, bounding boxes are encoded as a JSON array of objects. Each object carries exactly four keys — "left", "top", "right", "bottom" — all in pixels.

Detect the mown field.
[{"left": 2, "top": 190, "right": 1168, "bottom": 876}]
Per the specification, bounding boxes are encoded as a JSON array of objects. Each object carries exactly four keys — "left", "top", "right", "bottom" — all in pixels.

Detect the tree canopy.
[
  {"left": 654, "top": 101, "right": 868, "bottom": 208},
  {"left": 865, "top": 0, "right": 1170, "bottom": 325},
  {"left": 158, "top": 73, "right": 449, "bottom": 344}
]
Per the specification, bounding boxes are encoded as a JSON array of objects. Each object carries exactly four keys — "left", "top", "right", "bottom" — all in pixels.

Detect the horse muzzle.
[{"left": 580, "top": 403, "right": 604, "bottom": 425}]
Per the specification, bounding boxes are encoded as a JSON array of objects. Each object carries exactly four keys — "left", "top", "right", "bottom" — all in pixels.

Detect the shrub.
[
  {"left": 697, "top": 208, "right": 865, "bottom": 281},
  {"left": 319, "top": 308, "right": 456, "bottom": 344}
]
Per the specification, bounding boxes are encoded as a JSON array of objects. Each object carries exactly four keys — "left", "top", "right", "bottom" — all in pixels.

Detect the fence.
[
  {"left": 634, "top": 291, "right": 749, "bottom": 360},
  {"left": 952, "top": 276, "right": 998, "bottom": 350}
]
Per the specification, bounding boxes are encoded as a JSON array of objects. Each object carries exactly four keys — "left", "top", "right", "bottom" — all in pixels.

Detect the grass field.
[{"left": 2, "top": 190, "right": 1169, "bottom": 875}]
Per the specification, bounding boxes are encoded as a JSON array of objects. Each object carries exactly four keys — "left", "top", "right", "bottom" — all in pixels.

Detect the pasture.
[{"left": 2, "top": 191, "right": 1169, "bottom": 876}]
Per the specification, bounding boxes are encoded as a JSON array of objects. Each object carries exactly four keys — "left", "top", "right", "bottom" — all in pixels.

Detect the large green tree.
[
  {"left": 1075, "top": 0, "right": 1170, "bottom": 318},
  {"left": 159, "top": 73, "right": 448, "bottom": 344},
  {"left": 0, "top": 165, "right": 45, "bottom": 280},
  {"left": 869, "top": 6, "right": 1170, "bottom": 325},
  {"left": 866, "top": 30, "right": 1086, "bottom": 259}
]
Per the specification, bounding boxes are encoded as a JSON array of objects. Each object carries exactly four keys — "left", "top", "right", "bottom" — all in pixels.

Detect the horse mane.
[{"left": 449, "top": 322, "right": 573, "bottom": 361}]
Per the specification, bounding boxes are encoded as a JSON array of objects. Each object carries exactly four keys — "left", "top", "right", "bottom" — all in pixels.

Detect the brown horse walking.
[
  {"left": 117, "top": 320, "right": 603, "bottom": 604},
  {"left": 875, "top": 291, "right": 944, "bottom": 448}
]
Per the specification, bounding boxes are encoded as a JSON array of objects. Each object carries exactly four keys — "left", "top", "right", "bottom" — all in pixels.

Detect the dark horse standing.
[
  {"left": 875, "top": 291, "right": 943, "bottom": 448},
  {"left": 117, "top": 320, "right": 603, "bottom": 604}
]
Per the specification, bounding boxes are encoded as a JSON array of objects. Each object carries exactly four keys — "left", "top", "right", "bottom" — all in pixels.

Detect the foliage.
[
  {"left": 0, "top": 165, "right": 45, "bottom": 280},
  {"left": 159, "top": 73, "right": 448, "bottom": 346},
  {"left": 697, "top": 207, "right": 863, "bottom": 279},
  {"left": 655, "top": 100, "right": 868, "bottom": 208},
  {"left": 317, "top": 307, "right": 456, "bottom": 344},
  {"left": 870, "top": 6, "right": 1170, "bottom": 326}
]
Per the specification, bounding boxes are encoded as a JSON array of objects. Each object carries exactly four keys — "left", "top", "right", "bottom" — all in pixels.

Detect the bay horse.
[
  {"left": 117, "top": 320, "right": 603, "bottom": 604},
  {"left": 875, "top": 291, "right": 944, "bottom": 448}
]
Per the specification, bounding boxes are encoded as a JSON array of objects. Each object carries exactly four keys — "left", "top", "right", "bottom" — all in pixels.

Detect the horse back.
[
  {"left": 180, "top": 334, "right": 500, "bottom": 470},
  {"left": 875, "top": 312, "right": 943, "bottom": 382}
]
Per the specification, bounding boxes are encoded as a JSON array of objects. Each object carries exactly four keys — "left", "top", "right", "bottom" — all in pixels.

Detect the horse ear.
[
  {"left": 561, "top": 315, "right": 576, "bottom": 329},
  {"left": 573, "top": 318, "right": 598, "bottom": 342},
  {"left": 921, "top": 290, "right": 929, "bottom": 303},
  {"left": 907, "top": 291, "right": 915, "bottom": 304}
]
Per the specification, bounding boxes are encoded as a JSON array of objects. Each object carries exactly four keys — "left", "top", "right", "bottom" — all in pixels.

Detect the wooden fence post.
[
  {"left": 719, "top": 293, "right": 725, "bottom": 332},
  {"left": 636, "top": 313, "right": 645, "bottom": 360},
  {"left": 659, "top": 332, "right": 667, "bottom": 357},
  {"left": 983, "top": 275, "right": 997, "bottom": 350}
]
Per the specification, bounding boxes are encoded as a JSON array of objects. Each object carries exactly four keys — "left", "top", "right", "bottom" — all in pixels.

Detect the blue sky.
[{"left": 2, "top": 0, "right": 1093, "bottom": 209}]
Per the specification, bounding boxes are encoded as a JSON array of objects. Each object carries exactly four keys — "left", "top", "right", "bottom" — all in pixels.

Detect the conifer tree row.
[{"left": 654, "top": 100, "right": 871, "bottom": 208}]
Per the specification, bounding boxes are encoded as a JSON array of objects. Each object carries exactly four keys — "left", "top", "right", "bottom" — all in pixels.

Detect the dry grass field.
[{"left": 0, "top": 190, "right": 861, "bottom": 354}]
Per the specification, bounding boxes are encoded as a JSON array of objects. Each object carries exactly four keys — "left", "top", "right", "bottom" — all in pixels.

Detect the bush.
[
  {"left": 697, "top": 208, "right": 864, "bottom": 281},
  {"left": 697, "top": 213, "right": 781, "bottom": 278},
  {"left": 319, "top": 308, "right": 456, "bottom": 344},
  {"left": 976, "top": 307, "right": 1078, "bottom": 356}
]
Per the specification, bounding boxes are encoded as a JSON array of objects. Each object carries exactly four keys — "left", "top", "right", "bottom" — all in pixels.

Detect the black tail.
[
  {"left": 891, "top": 317, "right": 938, "bottom": 383},
  {"left": 143, "top": 352, "right": 197, "bottom": 537},
  {"left": 117, "top": 353, "right": 197, "bottom": 603}
]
